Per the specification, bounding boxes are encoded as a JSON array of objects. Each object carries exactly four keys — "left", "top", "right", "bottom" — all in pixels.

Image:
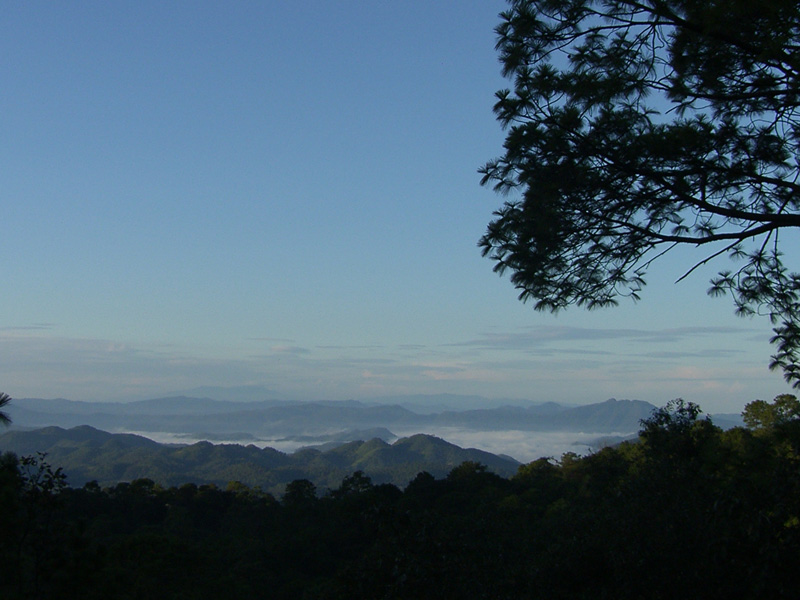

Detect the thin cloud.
[
  {"left": 316, "top": 344, "right": 385, "bottom": 350},
  {"left": 639, "top": 348, "right": 743, "bottom": 359},
  {"left": 0, "top": 334, "right": 269, "bottom": 401},
  {"left": 269, "top": 345, "right": 310, "bottom": 355},
  {"left": 0, "top": 327, "right": 787, "bottom": 412},
  {"left": 0, "top": 323, "right": 57, "bottom": 331},
  {"left": 450, "top": 325, "right": 752, "bottom": 351}
]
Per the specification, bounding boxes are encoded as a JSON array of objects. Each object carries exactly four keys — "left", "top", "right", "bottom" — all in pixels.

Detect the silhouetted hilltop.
[{"left": 0, "top": 425, "right": 519, "bottom": 494}]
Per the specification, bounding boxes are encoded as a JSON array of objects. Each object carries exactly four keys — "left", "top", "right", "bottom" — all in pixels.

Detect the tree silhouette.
[
  {"left": 743, "top": 393, "right": 800, "bottom": 431},
  {"left": 0, "top": 392, "right": 11, "bottom": 426},
  {"left": 480, "top": 0, "right": 800, "bottom": 385}
]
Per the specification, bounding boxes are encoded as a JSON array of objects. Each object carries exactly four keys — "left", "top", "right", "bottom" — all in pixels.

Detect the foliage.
[
  {"left": 18, "top": 452, "right": 68, "bottom": 497},
  {"left": 0, "top": 392, "right": 11, "bottom": 426},
  {"left": 479, "top": 0, "right": 800, "bottom": 385},
  {"left": 0, "top": 452, "right": 73, "bottom": 599},
  {"left": 2, "top": 401, "right": 800, "bottom": 598},
  {"left": 743, "top": 393, "right": 800, "bottom": 430},
  {"left": 282, "top": 478, "right": 317, "bottom": 507},
  {"left": 640, "top": 398, "right": 703, "bottom": 435}
]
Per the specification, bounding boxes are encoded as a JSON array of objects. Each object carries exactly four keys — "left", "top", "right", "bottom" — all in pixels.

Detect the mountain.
[
  {"left": 0, "top": 426, "right": 520, "bottom": 494},
  {"left": 709, "top": 413, "right": 745, "bottom": 429},
  {"left": 168, "top": 384, "right": 281, "bottom": 402},
  {"left": 545, "top": 398, "right": 656, "bottom": 431},
  {"left": 361, "top": 393, "right": 553, "bottom": 412},
  {"left": 286, "top": 427, "right": 397, "bottom": 445},
  {"left": 423, "top": 398, "right": 656, "bottom": 431},
  {"left": 7, "top": 397, "right": 657, "bottom": 437}
]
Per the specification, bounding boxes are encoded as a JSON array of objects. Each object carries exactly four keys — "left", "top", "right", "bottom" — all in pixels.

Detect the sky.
[{"left": 0, "top": 1, "right": 794, "bottom": 414}]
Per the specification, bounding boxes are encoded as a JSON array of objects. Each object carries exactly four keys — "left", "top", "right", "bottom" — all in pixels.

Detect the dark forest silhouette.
[{"left": 2, "top": 397, "right": 799, "bottom": 599}]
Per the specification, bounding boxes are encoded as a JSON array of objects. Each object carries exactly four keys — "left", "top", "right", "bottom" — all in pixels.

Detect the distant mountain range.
[
  {"left": 0, "top": 425, "right": 520, "bottom": 494},
  {"left": 0, "top": 396, "right": 747, "bottom": 493},
  {"left": 6, "top": 396, "right": 660, "bottom": 438}
]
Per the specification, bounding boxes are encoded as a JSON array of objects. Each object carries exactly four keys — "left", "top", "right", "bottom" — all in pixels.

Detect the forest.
[{"left": 1, "top": 397, "right": 799, "bottom": 599}]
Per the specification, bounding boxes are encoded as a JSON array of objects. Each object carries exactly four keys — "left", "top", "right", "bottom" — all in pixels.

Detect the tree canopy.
[
  {"left": 742, "top": 393, "right": 800, "bottom": 430},
  {"left": 3, "top": 401, "right": 800, "bottom": 598},
  {"left": 479, "top": 0, "right": 800, "bottom": 384},
  {"left": 0, "top": 393, "right": 11, "bottom": 427}
]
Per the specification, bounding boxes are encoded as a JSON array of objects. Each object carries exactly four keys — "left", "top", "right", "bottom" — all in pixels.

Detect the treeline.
[{"left": 1, "top": 398, "right": 799, "bottom": 599}]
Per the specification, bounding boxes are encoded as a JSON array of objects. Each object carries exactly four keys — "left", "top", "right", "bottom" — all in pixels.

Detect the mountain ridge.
[
  {"left": 0, "top": 425, "right": 520, "bottom": 495},
  {"left": 7, "top": 396, "right": 658, "bottom": 436}
]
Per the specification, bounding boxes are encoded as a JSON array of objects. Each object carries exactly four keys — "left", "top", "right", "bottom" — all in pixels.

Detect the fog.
[{"left": 124, "top": 428, "right": 637, "bottom": 464}]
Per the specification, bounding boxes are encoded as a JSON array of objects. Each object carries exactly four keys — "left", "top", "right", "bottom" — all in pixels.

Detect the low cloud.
[
  {"left": 0, "top": 324, "right": 787, "bottom": 414},
  {"left": 0, "top": 334, "right": 266, "bottom": 401},
  {"left": 391, "top": 428, "right": 635, "bottom": 463},
  {"left": 0, "top": 323, "right": 57, "bottom": 331},
  {"left": 269, "top": 345, "right": 310, "bottom": 355},
  {"left": 451, "top": 325, "right": 751, "bottom": 351},
  {"left": 639, "top": 348, "right": 742, "bottom": 359}
]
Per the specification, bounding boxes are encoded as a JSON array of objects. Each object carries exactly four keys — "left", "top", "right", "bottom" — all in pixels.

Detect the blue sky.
[{"left": 0, "top": 1, "right": 793, "bottom": 413}]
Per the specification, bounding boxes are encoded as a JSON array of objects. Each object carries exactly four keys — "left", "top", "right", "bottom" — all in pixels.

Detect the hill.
[{"left": 0, "top": 425, "right": 519, "bottom": 494}]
